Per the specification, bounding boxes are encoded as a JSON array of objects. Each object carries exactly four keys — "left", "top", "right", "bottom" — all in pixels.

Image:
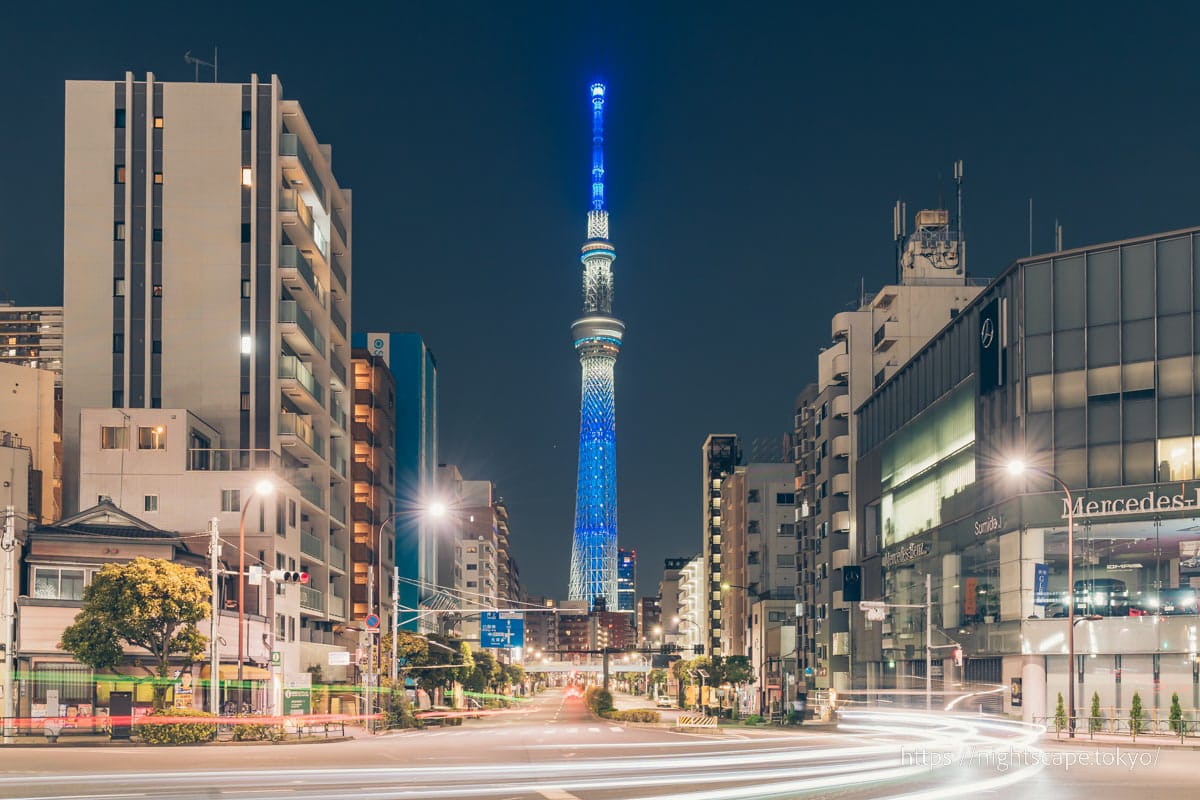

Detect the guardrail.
[{"left": 1035, "top": 712, "right": 1200, "bottom": 742}]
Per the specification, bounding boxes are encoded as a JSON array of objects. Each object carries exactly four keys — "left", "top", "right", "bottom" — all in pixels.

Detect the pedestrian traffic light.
[
  {"left": 953, "top": 647, "right": 964, "bottom": 667},
  {"left": 269, "top": 569, "right": 308, "bottom": 584}
]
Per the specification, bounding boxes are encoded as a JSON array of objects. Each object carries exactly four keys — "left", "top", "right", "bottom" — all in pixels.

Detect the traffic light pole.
[{"left": 208, "top": 517, "right": 221, "bottom": 717}]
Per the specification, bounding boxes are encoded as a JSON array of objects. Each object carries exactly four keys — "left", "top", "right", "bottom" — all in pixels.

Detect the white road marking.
[
  {"left": 587, "top": 726, "right": 600, "bottom": 732},
  {"left": 538, "top": 790, "right": 583, "bottom": 800}
]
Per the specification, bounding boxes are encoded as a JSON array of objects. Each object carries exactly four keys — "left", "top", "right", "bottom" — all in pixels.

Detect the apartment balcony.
[
  {"left": 832, "top": 547, "right": 852, "bottom": 571},
  {"left": 831, "top": 434, "right": 850, "bottom": 458},
  {"left": 279, "top": 244, "right": 327, "bottom": 311},
  {"left": 330, "top": 303, "right": 348, "bottom": 347},
  {"left": 832, "top": 473, "right": 851, "bottom": 496},
  {"left": 330, "top": 254, "right": 348, "bottom": 296},
  {"left": 873, "top": 319, "right": 900, "bottom": 352},
  {"left": 831, "top": 311, "right": 853, "bottom": 342},
  {"left": 296, "top": 478, "right": 325, "bottom": 511},
  {"left": 329, "top": 543, "right": 347, "bottom": 573},
  {"left": 301, "top": 530, "right": 325, "bottom": 560},
  {"left": 278, "top": 412, "right": 324, "bottom": 462},
  {"left": 329, "top": 451, "right": 348, "bottom": 483},
  {"left": 328, "top": 593, "right": 347, "bottom": 621},
  {"left": 330, "top": 497, "right": 348, "bottom": 527},
  {"left": 300, "top": 585, "right": 325, "bottom": 615},
  {"left": 832, "top": 353, "right": 849, "bottom": 382},
  {"left": 278, "top": 355, "right": 324, "bottom": 412},
  {"left": 330, "top": 402, "right": 348, "bottom": 435},
  {"left": 352, "top": 461, "right": 374, "bottom": 484},
  {"left": 280, "top": 133, "right": 327, "bottom": 215},
  {"left": 329, "top": 351, "right": 348, "bottom": 392},
  {"left": 187, "top": 448, "right": 279, "bottom": 472},
  {"left": 832, "top": 394, "right": 850, "bottom": 419},
  {"left": 279, "top": 300, "right": 326, "bottom": 357},
  {"left": 832, "top": 510, "right": 850, "bottom": 534}
]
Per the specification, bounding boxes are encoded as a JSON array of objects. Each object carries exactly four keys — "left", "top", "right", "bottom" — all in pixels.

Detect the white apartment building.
[
  {"left": 0, "top": 304, "right": 63, "bottom": 383},
  {"left": 62, "top": 73, "right": 353, "bottom": 683},
  {"left": 675, "top": 555, "right": 706, "bottom": 651}
]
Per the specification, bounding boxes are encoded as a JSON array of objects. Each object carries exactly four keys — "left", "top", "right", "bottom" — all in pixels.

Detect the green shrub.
[
  {"left": 383, "top": 693, "right": 421, "bottom": 730},
  {"left": 1130, "top": 692, "right": 1145, "bottom": 735},
  {"left": 231, "top": 722, "right": 288, "bottom": 742},
  {"left": 1170, "top": 692, "right": 1184, "bottom": 736},
  {"left": 743, "top": 714, "right": 765, "bottom": 725},
  {"left": 1053, "top": 693, "right": 1066, "bottom": 733},
  {"left": 1089, "top": 692, "right": 1103, "bottom": 734},
  {"left": 583, "top": 687, "right": 613, "bottom": 715},
  {"left": 600, "top": 709, "right": 661, "bottom": 723},
  {"left": 785, "top": 710, "right": 805, "bottom": 726},
  {"left": 136, "top": 708, "right": 216, "bottom": 745}
]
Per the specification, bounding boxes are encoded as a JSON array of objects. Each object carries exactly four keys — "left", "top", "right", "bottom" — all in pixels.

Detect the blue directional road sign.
[{"left": 480, "top": 611, "right": 525, "bottom": 649}]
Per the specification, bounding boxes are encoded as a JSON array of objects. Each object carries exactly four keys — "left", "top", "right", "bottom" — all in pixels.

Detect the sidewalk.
[{"left": 1045, "top": 730, "right": 1200, "bottom": 750}]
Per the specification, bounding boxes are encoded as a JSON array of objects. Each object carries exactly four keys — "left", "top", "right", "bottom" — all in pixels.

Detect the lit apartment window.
[
  {"left": 114, "top": 222, "right": 125, "bottom": 241},
  {"left": 138, "top": 426, "right": 167, "bottom": 450},
  {"left": 221, "top": 489, "right": 241, "bottom": 513},
  {"left": 241, "top": 167, "right": 252, "bottom": 187},
  {"left": 154, "top": 116, "right": 164, "bottom": 129},
  {"left": 153, "top": 284, "right": 163, "bottom": 297},
  {"left": 114, "top": 165, "right": 125, "bottom": 184},
  {"left": 100, "top": 425, "right": 128, "bottom": 450},
  {"left": 113, "top": 279, "right": 125, "bottom": 297},
  {"left": 153, "top": 172, "right": 163, "bottom": 184},
  {"left": 241, "top": 280, "right": 251, "bottom": 299},
  {"left": 144, "top": 495, "right": 159, "bottom": 512}
]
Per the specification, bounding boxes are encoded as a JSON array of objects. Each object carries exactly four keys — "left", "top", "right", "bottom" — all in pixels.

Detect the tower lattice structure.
[{"left": 568, "top": 82, "right": 624, "bottom": 611}]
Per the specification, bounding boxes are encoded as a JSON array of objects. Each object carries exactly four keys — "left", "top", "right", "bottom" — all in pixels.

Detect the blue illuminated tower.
[{"left": 568, "top": 82, "right": 624, "bottom": 611}]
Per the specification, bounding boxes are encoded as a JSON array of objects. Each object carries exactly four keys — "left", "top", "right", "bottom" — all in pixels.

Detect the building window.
[
  {"left": 115, "top": 165, "right": 125, "bottom": 184},
  {"left": 241, "top": 280, "right": 251, "bottom": 298},
  {"left": 276, "top": 613, "right": 287, "bottom": 641},
  {"left": 776, "top": 554, "right": 793, "bottom": 567},
  {"left": 466, "top": 563, "right": 477, "bottom": 570},
  {"left": 112, "top": 390, "right": 124, "bottom": 407},
  {"left": 152, "top": 228, "right": 162, "bottom": 242},
  {"left": 113, "top": 333, "right": 123, "bottom": 353},
  {"left": 138, "top": 426, "right": 167, "bottom": 450},
  {"left": 240, "top": 392, "right": 250, "bottom": 411},
  {"left": 151, "top": 340, "right": 162, "bottom": 354},
  {"left": 241, "top": 110, "right": 252, "bottom": 130},
  {"left": 241, "top": 223, "right": 251, "bottom": 243},
  {"left": 144, "top": 495, "right": 159, "bottom": 512},
  {"left": 776, "top": 492, "right": 796, "bottom": 505},
  {"left": 115, "top": 109, "right": 126, "bottom": 128},
  {"left": 288, "top": 500, "right": 297, "bottom": 527},
  {"left": 747, "top": 489, "right": 760, "bottom": 503},
  {"left": 466, "top": 581, "right": 477, "bottom": 588},
  {"left": 113, "top": 278, "right": 125, "bottom": 297},
  {"left": 241, "top": 167, "right": 253, "bottom": 187},
  {"left": 114, "top": 222, "right": 125, "bottom": 241},
  {"left": 221, "top": 489, "right": 241, "bottom": 513},
  {"left": 748, "top": 520, "right": 760, "bottom": 534},
  {"left": 153, "top": 284, "right": 163, "bottom": 297},
  {"left": 778, "top": 523, "right": 796, "bottom": 537},
  {"left": 154, "top": 116, "right": 164, "bottom": 129},
  {"left": 153, "top": 172, "right": 163, "bottom": 184},
  {"left": 100, "top": 426, "right": 128, "bottom": 449},
  {"left": 33, "top": 567, "right": 86, "bottom": 600}
]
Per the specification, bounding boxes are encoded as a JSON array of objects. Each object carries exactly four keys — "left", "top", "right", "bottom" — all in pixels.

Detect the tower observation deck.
[{"left": 568, "top": 82, "right": 623, "bottom": 611}]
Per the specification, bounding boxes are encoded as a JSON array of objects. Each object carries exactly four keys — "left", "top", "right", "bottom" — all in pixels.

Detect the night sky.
[{"left": 4, "top": 3, "right": 1200, "bottom": 599}]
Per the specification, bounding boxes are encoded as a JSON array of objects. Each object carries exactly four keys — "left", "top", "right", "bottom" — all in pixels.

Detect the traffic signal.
[
  {"left": 692, "top": 644, "right": 704, "bottom": 654},
  {"left": 269, "top": 569, "right": 309, "bottom": 584},
  {"left": 953, "top": 647, "right": 964, "bottom": 667}
]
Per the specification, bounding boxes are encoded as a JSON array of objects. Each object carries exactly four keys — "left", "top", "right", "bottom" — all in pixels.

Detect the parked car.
[
  {"left": 1074, "top": 578, "right": 1129, "bottom": 616},
  {"left": 655, "top": 696, "right": 677, "bottom": 708}
]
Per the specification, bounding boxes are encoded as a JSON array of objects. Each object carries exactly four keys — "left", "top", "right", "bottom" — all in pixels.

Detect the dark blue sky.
[{"left": 3, "top": 3, "right": 1200, "bottom": 598}]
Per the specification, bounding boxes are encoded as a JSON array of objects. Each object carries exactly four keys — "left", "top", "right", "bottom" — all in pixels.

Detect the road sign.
[
  {"left": 480, "top": 611, "right": 525, "bottom": 649},
  {"left": 365, "top": 613, "right": 380, "bottom": 631},
  {"left": 328, "top": 651, "right": 350, "bottom": 666},
  {"left": 270, "top": 650, "right": 281, "bottom": 666}
]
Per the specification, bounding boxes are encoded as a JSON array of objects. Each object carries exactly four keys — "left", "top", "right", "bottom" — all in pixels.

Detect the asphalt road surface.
[{"left": 1, "top": 689, "right": 1194, "bottom": 800}]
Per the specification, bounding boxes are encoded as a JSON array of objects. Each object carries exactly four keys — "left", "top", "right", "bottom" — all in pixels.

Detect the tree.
[
  {"left": 1169, "top": 692, "right": 1184, "bottom": 736},
  {"left": 1053, "top": 692, "right": 1066, "bottom": 734},
  {"left": 378, "top": 631, "right": 469, "bottom": 696},
  {"left": 501, "top": 663, "right": 525, "bottom": 691},
  {"left": 721, "top": 655, "right": 754, "bottom": 687},
  {"left": 60, "top": 557, "right": 210, "bottom": 710},
  {"left": 1129, "top": 691, "right": 1144, "bottom": 737},
  {"left": 1089, "top": 691, "right": 1103, "bottom": 734},
  {"left": 465, "top": 650, "right": 501, "bottom": 693}
]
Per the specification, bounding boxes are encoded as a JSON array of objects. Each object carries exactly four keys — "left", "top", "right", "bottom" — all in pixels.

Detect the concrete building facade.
[
  {"left": 0, "top": 364, "right": 62, "bottom": 522},
  {"left": 0, "top": 304, "right": 63, "bottom": 382}
]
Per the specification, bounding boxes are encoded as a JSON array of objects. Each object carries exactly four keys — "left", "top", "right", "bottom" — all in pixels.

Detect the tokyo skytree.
[{"left": 568, "top": 82, "right": 623, "bottom": 611}]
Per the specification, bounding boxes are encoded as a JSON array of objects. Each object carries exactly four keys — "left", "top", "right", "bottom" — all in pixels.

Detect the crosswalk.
[{"left": 422, "top": 725, "right": 627, "bottom": 737}]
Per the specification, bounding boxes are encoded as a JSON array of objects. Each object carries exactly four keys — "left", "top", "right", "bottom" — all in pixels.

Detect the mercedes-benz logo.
[{"left": 980, "top": 318, "right": 995, "bottom": 349}]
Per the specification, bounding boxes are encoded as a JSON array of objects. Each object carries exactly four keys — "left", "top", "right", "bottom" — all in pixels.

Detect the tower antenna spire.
[{"left": 590, "top": 83, "right": 606, "bottom": 212}]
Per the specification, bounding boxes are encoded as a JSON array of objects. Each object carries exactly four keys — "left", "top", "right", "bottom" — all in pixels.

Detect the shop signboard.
[
  {"left": 1033, "top": 563, "right": 1049, "bottom": 606},
  {"left": 964, "top": 578, "right": 978, "bottom": 616},
  {"left": 283, "top": 674, "right": 312, "bottom": 716}
]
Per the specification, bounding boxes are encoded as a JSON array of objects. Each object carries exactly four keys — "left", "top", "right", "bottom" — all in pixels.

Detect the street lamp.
[
  {"left": 1007, "top": 458, "right": 1078, "bottom": 737},
  {"left": 368, "top": 510, "right": 406, "bottom": 730},
  {"left": 237, "top": 479, "right": 275, "bottom": 708}
]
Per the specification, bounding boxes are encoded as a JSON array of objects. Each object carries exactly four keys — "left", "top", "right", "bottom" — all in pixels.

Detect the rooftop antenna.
[
  {"left": 184, "top": 47, "right": 218, "bottom": 82},
  {"left": 1027, "top": 198, "right": 1033, "bottom": 257},
  {"left": 892, "top": 199, "right": 907, "bottom": 283},
  {"left": 1055, "top": 219, "right": 1063, "bottom": 252},
  {"left": 954, "top": 159, "right": 965, "bottom": 273}
]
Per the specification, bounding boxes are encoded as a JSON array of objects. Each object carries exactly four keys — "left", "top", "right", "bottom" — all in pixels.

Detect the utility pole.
[
  {"left": 208, "top": 517, "right": 221, "bottom": 716},
  {"left": 2, "top": 507, "right": 15, "bottom": 743},
  {"left": 925, "top": 573, "right": 932, "bottom": 712},
  {"left": 391, "top": 565, "right": 400, "bottom": 688}
]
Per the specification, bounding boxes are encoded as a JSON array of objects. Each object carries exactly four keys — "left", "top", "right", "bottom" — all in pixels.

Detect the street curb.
[
  {"left": 0, "top": 735, "right": 354, "bottom": 748},
  {"left": 1045, "top": 735, "right": 1200, "bottom": 751}
]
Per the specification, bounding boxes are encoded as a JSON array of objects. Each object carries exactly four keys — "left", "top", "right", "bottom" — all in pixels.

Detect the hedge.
[
  {"left": 602, "top": 709, "right": 661, "bottom": 723},
  {"left": 583, "top": 686, "right": 613, "bottom": 715},
  {"left": 136, "top": 708, "right": 217, "bottom": 744},
  {"left": 231, "top": 722, "right": 288, "bottom": 742}
]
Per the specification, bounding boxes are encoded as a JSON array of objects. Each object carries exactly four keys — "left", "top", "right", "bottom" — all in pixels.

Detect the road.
[{"left": 0, "top": 689, "right": 1195, "bottom": 800}]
